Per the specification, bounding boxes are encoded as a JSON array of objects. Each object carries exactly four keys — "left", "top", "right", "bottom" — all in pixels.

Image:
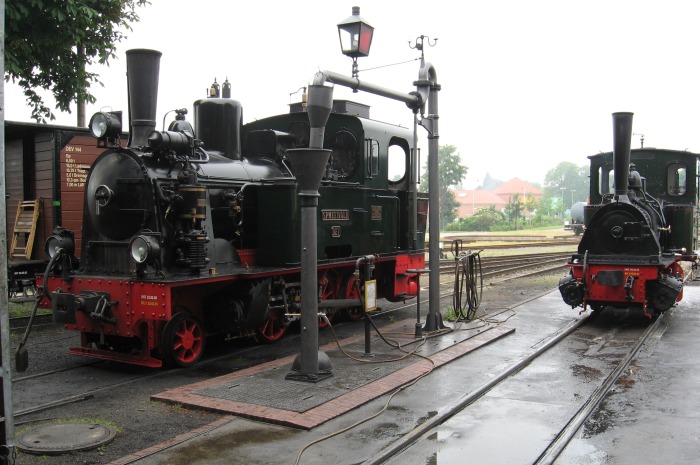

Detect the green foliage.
[
  {"left": 543, "top": 161, "right": 589, "bottom": 210},
  {"left": 420, "top": 145, "right": 468, "bottom": 229},
  {"left": 445, "top": 206, "right": 506, "bottom": 232},
  {"left": 503, "top": 193, "right": 523, "bottom": 228},
  {"left": 5, "top": 0, "right": 149, "bottom": 122},
  {"left": 445, "top": 203, "right": 562, "bottom": 232},
  {"left": 444, "top": 306, "right": 457, "bottom": 322}
]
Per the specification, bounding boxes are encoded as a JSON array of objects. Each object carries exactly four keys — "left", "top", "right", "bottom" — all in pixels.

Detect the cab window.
[
  {"left": 598, "top": 165, "right": 614, "bottom": 195},
  {"left": 388, "top": 141, "right": 408, "bottom": 183},
  {"left": 667, "top": 162, "right": 687, "bottom": 196}
]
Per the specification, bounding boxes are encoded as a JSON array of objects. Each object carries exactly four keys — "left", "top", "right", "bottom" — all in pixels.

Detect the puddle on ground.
[
  {"left": 157, "top": 426, "right": 299, "bottom": 465},
  {"left": 410, "top": 412, "right": 554, "bottom": 465}
]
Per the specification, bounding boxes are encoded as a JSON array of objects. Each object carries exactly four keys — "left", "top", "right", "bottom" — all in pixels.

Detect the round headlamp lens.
[
  {"left": 129, "top": 236, "right": 159, "bottom": 264},
  {"left": 89, "top": 112, "right": 122, "bottom": 140},
  {"left": 46, "top": 237, "right": 63, "bottom": 259},
  {"left": 45, "top": 232, "right": 74, "bottom": 258},
  {"left": 90, "top": 113, "right": 108, "bottom": 138}
]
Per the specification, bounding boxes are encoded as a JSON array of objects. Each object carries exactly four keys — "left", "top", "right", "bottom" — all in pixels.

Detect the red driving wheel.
[
  {"left": 343, "top": 276, "right": 364, "bottom": 321},
  {"left": 256, "top": 306, "right": 287, "bottom": 343},
  {"left": 318, "top": 272, "right": 339, "bottom": 329},
  {"left": 161, "top": 312, "right": 205, "bottom": 367}
]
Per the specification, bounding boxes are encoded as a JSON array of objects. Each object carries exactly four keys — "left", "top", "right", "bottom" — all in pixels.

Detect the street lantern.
[{"left": 337, "top": 6, "right": 374, "bottom": 78}]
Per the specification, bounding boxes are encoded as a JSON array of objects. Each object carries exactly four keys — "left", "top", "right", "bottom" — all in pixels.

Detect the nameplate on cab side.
[{"left": 322, "top": 210, "right": 349, "bottom": 221}]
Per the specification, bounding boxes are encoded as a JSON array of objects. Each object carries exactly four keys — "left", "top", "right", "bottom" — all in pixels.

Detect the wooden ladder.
[{"left": 10, "top": 199, "right": 41, "bottom": 260}]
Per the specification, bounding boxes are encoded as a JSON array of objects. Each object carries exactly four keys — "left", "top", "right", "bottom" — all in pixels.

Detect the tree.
[
  {"left": 481, "top": 172, "right": 503, "bottom": 190},
  {"left": 5, "top": 0, "right": 149, "bottom": 122},
  {"left": 543, "top": 161, "right": 589, "bottom": 210},
  {"left": 420, "top": 144, "right": 468, "bottom": 230},
  {"left": 503, "top": 194, "right": 523, "bottom": 229}
]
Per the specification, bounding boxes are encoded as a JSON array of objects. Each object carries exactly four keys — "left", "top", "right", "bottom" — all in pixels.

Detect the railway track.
[
  {"left": 363, "top": 310, "right": 665, "bottom": 465},
  {"left": 434, "top": 251, "right": 572, "bottom": 277}
]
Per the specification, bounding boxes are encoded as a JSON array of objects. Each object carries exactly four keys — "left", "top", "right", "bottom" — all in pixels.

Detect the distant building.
[
  {"left": 453, "top": 178, "right": 543, "bottom": 217},
  {"left": 491, "top": 178, "right": 543, "bottom": 204}
]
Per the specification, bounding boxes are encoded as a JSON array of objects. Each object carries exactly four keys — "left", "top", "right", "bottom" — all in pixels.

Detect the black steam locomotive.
[
  {"left": 559, "top": 112, "right": 698, "bottom": 316},
  {"left": 38, "top": 49, "right": 428, "bottom": 367}
]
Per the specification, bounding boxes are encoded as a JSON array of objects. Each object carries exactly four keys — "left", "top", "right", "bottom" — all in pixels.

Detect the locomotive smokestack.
[
  {"left": 126, "top": 49, "right": 162, "bottom": 147},
  {"left": 612, "top": 111, "right": 634, "bottom": 201}
]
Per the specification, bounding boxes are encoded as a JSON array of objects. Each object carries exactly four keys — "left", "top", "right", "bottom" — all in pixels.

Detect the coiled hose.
[{"left": 453, "top": 250, "right": 483, "bottom": 320}]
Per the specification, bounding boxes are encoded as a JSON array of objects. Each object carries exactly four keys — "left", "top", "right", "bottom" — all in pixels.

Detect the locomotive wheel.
[
  {"left": 161, "top": 312, "right": 206, "bottom": 367},
  {"left": 318, "top": 272, "right": 339, "bottom": 329},
  {"left": 256, "top": 307, "right": 287, "bottom": 343},
  {"left": 342, "top": 275, "right": 364, "bottom": 321}
]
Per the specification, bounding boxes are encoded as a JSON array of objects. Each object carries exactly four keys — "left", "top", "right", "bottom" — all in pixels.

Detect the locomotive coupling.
[{"left": 52, "top": 291, "right": 116, "bottom": 325}]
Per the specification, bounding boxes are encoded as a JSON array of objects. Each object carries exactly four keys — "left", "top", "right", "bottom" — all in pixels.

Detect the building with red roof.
[
  {"left": 491, "top": 178, "right": 543, "bottom": 204},
  {"left": 453, "top": 178, "right": 543, "bottom": 217}
]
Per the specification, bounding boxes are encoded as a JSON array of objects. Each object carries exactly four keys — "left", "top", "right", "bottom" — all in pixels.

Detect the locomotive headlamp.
[
  {"left": 45, "top": 227, "right": 75, "bottom": 259},
  {"left": 89, "top": 112, "right": 122, "bottom": 140},
  {"left": 337, "top": 6, "right": 374, "bottom": 58},
  {"left": 129, "top": 235, "right": 160, "bottom": 264}
]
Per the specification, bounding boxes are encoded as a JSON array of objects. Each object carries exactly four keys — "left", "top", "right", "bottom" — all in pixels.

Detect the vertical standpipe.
[
  {"left": 286, "top": 84, "right": 334, "bottom": 381},
  {"left": 612, "top": 112, "right": 634, "bottom": 200},
  {"left": 126, "top": 49, "right": 162, "bottom": 147}
]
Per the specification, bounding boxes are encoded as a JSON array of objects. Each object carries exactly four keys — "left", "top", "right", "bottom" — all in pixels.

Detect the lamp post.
[
  {"left": 571, "top": 189, "right": 575, "bottom": 206},
  {"left": 337, "top": 6, "right": 374, "bottom": 79},
  {"left": 560, "top": 187, "right": 565, "bottom": 214}
]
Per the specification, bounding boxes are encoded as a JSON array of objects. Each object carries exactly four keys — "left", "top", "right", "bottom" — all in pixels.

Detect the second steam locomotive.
[
  {"left": 559, "top": 112, "right": 698, "bottom": 316},
  {"left": 38, "top": 49, "right": 428, "bottom": 367}
]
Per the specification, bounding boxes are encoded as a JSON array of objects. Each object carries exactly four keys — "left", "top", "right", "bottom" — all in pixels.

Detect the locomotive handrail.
[
  {"left": 190, "top": 147, "right": 210, "bottom": 164},
  {"left": 320, "top": 180, "right": 362, "bottom": 187}
]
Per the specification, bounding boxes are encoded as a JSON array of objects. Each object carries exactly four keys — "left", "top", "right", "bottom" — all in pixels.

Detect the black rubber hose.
[
  {"left": 15, "top": 248, "right": 64, "bottom": 371},
  {"left": 453, "top": 251, "right": 483, "bottom": 320}
]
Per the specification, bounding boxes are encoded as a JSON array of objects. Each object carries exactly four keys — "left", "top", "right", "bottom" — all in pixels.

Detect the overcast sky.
[{"left": 5, "top": 0, "right": 700, "bottom": 194}]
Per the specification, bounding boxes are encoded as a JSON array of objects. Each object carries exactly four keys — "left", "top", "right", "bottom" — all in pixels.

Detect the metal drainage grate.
[{"left": 17, "top": 422, "right": 117, "bottom": 455}]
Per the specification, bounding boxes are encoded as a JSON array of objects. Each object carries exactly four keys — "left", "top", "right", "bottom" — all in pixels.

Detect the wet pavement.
[
  {"left": 558, "top": 287, "right": 700, "bottom": 465},
  {"left": 102, "top": 286, "right": 699, "bottom": 465}
]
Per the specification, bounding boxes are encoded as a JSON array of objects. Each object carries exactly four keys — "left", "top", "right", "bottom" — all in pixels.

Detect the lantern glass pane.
[{"left": 358, "top": 26, "right": 373, "bottom": 55}]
